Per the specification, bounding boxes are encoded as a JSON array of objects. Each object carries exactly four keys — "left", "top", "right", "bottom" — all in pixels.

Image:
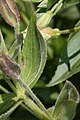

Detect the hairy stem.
[
  {"left": 16, "top": 78, "right": 54, "bottom": 120},
  {"left": 24, "top": 96, "right": 49, "bottom": 120},
  {"left": 60, "top": 26, "right": 80, "bottom": 35}
]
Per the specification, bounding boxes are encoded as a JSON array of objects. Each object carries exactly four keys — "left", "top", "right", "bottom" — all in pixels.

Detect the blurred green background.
[{"left": 0, "top": 1, "right": 80, "bottom": 120}]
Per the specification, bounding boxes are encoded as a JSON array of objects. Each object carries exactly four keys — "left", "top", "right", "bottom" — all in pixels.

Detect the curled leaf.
[
  {"left": 52, "top": 81, "right": 79, "bottom": 120},
  {"left": 0, "top": 53, "right": 21, "bottom": 79}
]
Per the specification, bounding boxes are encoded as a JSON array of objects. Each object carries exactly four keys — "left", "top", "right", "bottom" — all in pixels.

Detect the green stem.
[
  {"left": 5, "top": 79, "right": 17, "bottom": 94},
  {"left": 16, "top": 78, "right": 54, "bottom": 120},
  {"left": 8, "top": 23, "right": 21, "bottom": 57},
  {"left": 24, "top": 96, "right": 49, "bottom": 120},
  {"left": 8, "top": 40, "right": 18, "bottom": 57},
  {"left": 0, "top": 84, "right": 9, "bottom": 93},
  {"left": 51, "top": 0, "right": 63, "bottom": 13},
  {"left": 45, "top": 26, "right": 80, "bottom": 41},
  {"left": 15, "top": 21, "right": 20, "bottom": 40},
  {"left": 21, "top": 12, "right": 29, "bottom": 25},
  {"left": 18, "top": 45, "right": 22, "bottom": 65},
  {"left": 13, "top": 80, "right": 25, "bottom": 99},
  {"left": 60, "top": 26, "right": 80, "bottom": 35},
  {"left": 8, "top": 34, "right": 23, "bottom": 58}
]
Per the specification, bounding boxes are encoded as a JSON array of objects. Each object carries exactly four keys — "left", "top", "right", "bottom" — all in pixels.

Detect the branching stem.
[{"left": 16, "top": 78, "right": 54, "bottom": 120}]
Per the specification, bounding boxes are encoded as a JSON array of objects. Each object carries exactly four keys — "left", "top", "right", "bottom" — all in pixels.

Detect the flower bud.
[
  {"left": 37, "top": 11, "right": 53, "bottom": 29},
  {"left": 0, "top": 0, "right": 20, "bottom": 28},
  {"left": 5, "top": 0, "right": 20, "bottom": 22},
  {"left": 40, "top": 27, "right": 60, "bottom": 41}
]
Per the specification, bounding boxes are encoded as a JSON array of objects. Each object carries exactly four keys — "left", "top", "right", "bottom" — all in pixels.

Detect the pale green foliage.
[
  {"left": 0, "top": 0, "right": 80, "bottom": 120},
  {"left": 47, "top": 31, "right": 80, "bottom": 86}
]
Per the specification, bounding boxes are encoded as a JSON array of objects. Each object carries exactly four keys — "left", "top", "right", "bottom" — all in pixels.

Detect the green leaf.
[
  {"left": 63, "top": 0, "right": 80, "bottom": 6},
  {"left": 38, "top": 0, "right": 48, "bottom": 8},
  {"left": 47, "top": 31, "right": 80, "bottom": 87},
  {"left": 21, "top": 14, "right": 47, "bottom": 88},
  {"left": 0, "top": 93, "right": 16, "bottom": 115},
  {"left": 0, "top": 93, "right": 15, "bottom": 104},
  {"left": 22, "top": 0, "right": 42, "bottom": 2},
  {"left": 52, "top": 81, "right": 79, "bottom": 120},
  {"left": 0, "top": 100, "right": 22, "bottom": 120},
  {"left": 47, "top": 0, "right": 57, "bottom": 9},
  {"left": 0, "top": 30, "right": 8, "bottom": 53},
  {"left": 0, "top": 92, "right": 22, "bottom": 120}
]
